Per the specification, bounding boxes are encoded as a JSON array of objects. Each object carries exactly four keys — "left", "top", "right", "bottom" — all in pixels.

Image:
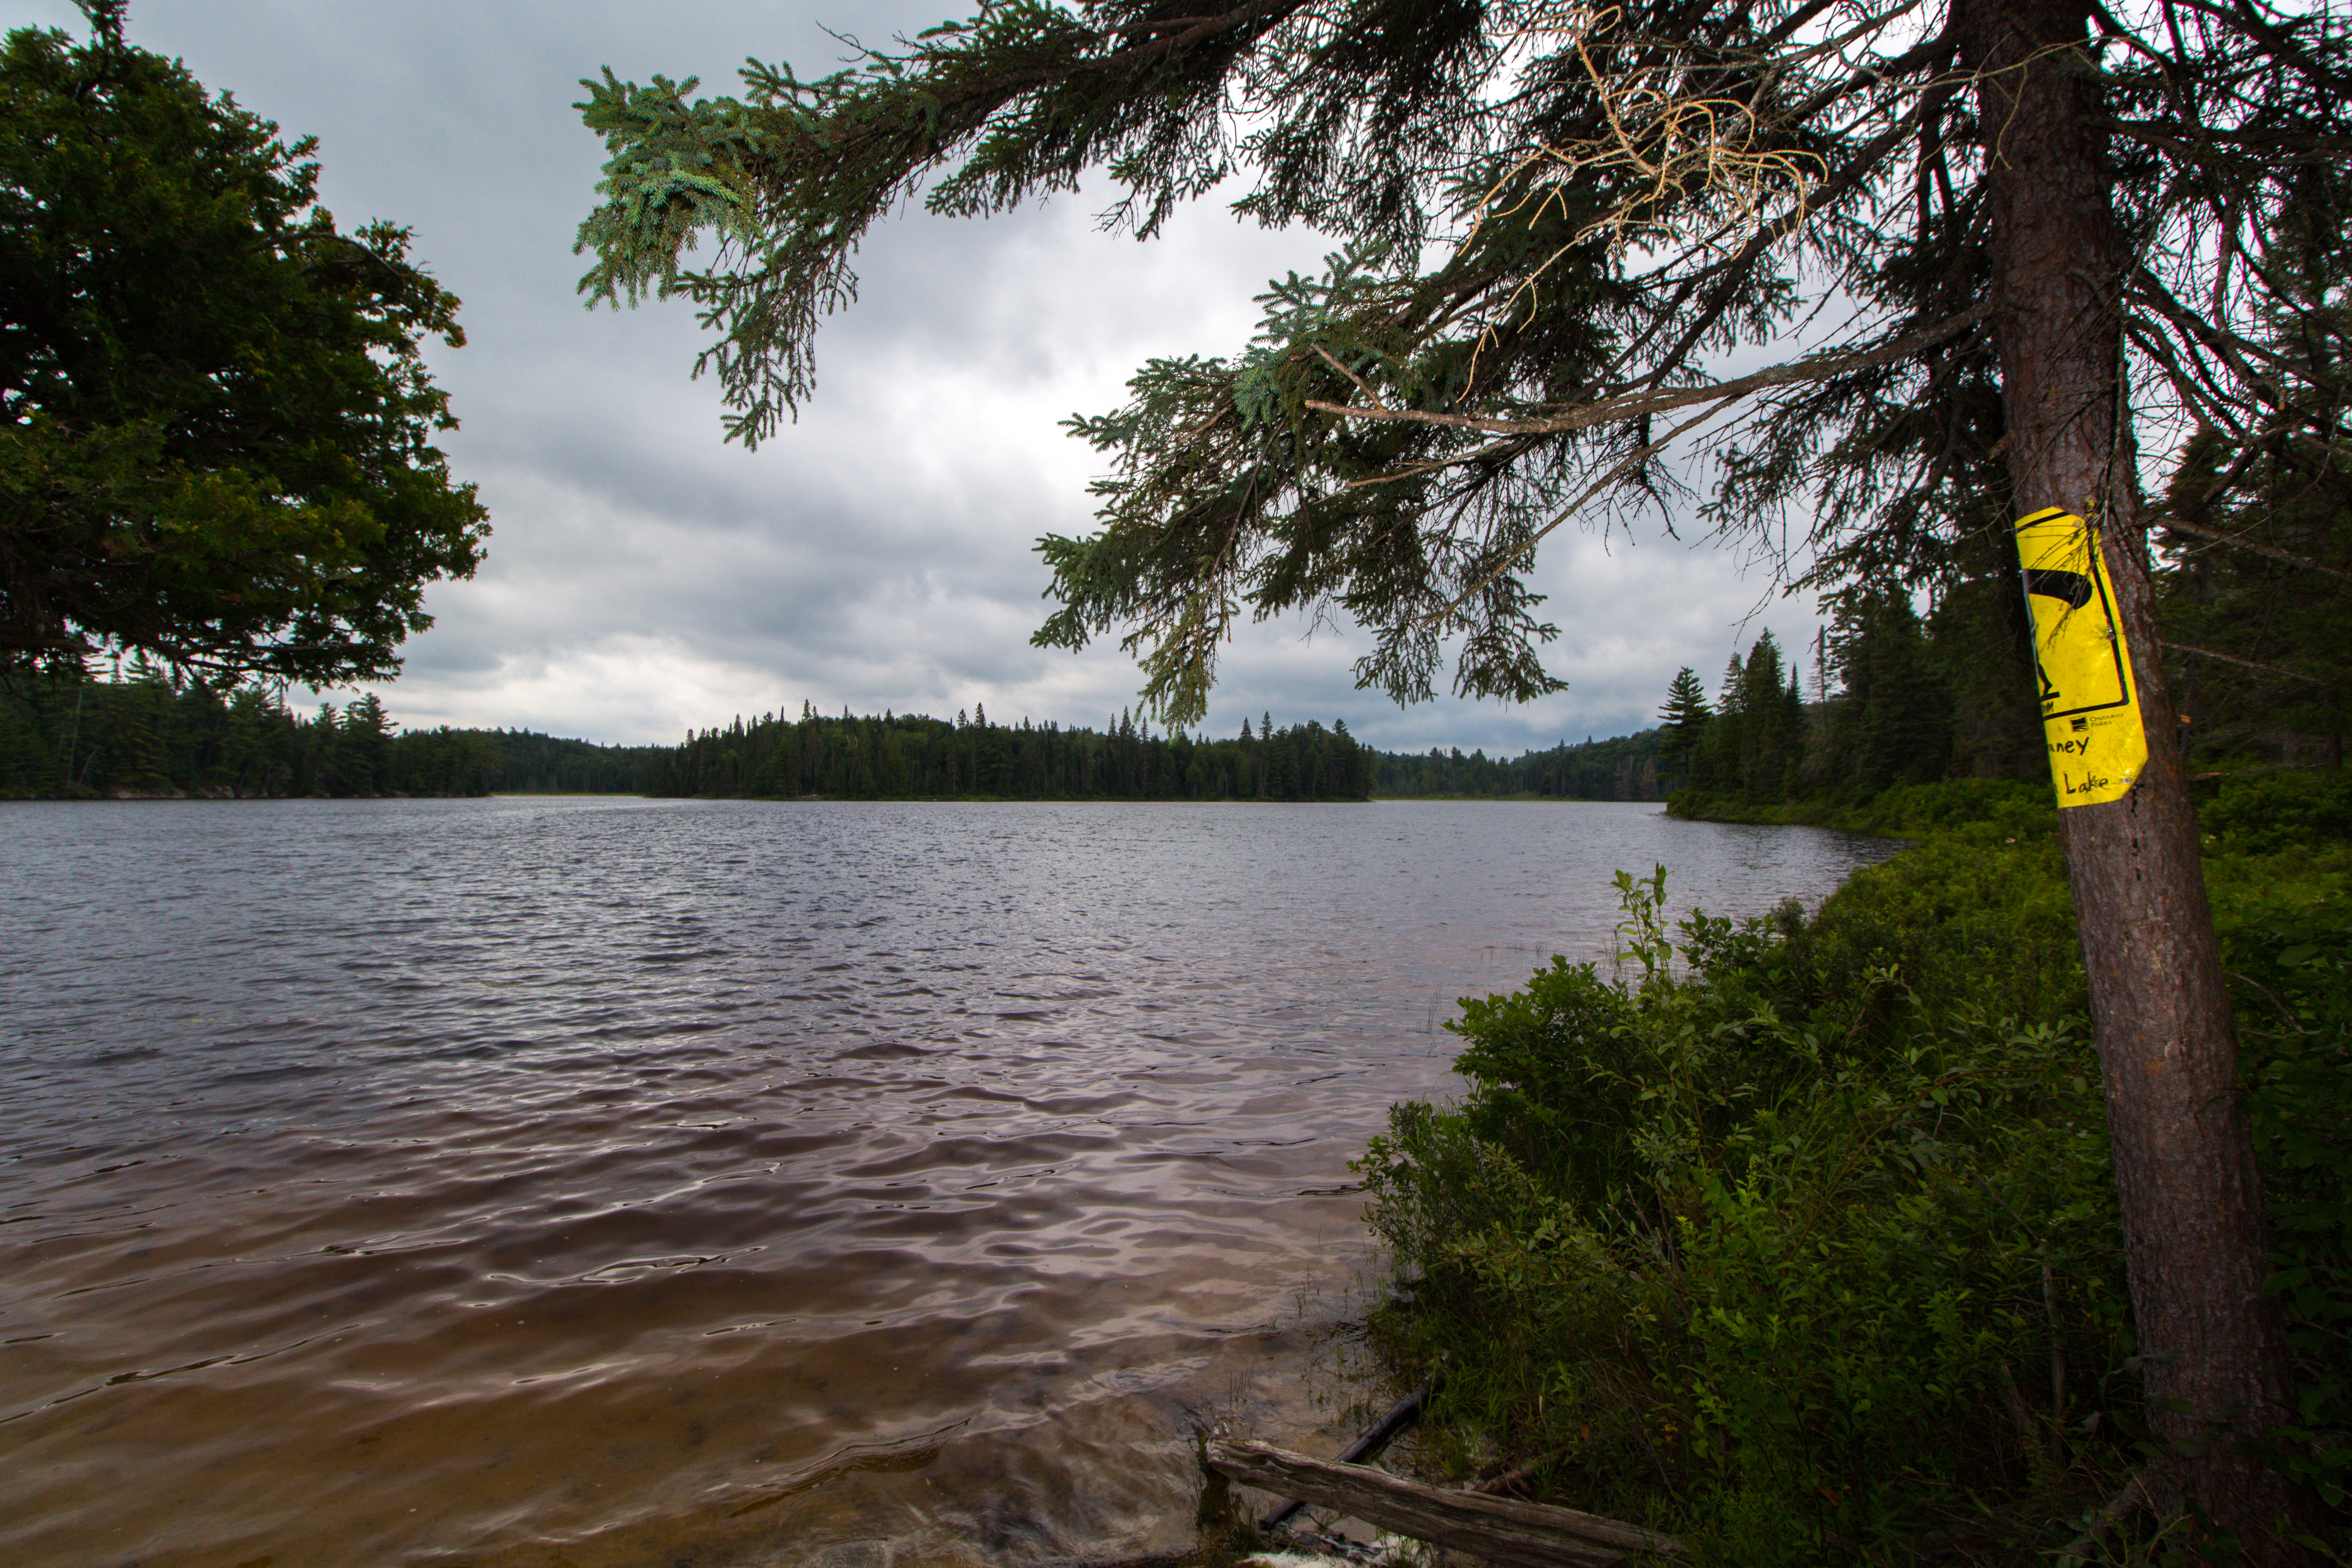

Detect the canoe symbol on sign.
[
  {"left": 2015, "top": 507, "right": 2146, "bottom": 809},
  {"left": 2019, "top": 562, "right": 2128, "bottom": 718},
  {"left": 2021, "top": 568, "right": 2096, "bottom": 707}
]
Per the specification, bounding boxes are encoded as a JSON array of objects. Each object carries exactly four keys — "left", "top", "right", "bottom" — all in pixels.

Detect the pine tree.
[
  {"left": 1698, "top": 654, "right": 1746, "bottom": 794},
  {"left": 343, "top": 691, "right": 392, "bottom": 795},
  {"left": 1778, "top": 669, "right": 1805, "bottom": 799},
  {"left": 2, "top": 6, "right": 486, "bottom": 684},
  {"left": 1654, "top": 667, "right": 1712, "bottom": 793},
  {"left": 1735, "top": 632, "right": 1793, "bottom": 802},
  {"left": 2159, "top": 428, "right": 2351, "bottom": 770},
  {"left": 1830, "top": 591, "right": 1955, "bottom": 794}
]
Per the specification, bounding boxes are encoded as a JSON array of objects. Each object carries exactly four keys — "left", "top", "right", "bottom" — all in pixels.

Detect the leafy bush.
[
  {"left": 1667, "top": 775, "right": 2058, "bottom": 843},
  {"left": 2199, "top": 770, "right": 2352, "bottom": 854},
  {"left": 2220, "top": 883, "right": 2352, "bottom": 1514},
  {"left": 1362, "top": 864, "right": 2129, "bottom": 1561},
  {"left": 1361, "top": 839, "right": 2352, "bottom": 1562}
]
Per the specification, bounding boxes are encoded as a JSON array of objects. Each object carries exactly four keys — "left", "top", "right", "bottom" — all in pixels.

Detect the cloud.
[{"left": 10, "top": 0, "right": 1827, "bottom": 750}]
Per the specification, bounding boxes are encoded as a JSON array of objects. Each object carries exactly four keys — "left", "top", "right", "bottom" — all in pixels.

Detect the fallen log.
[
  {"left": 1207, "top": 1439, "right": 1688, "bottom": 1567},
  {"left": 1259, "top": 1370, "right": 1438, "bottom": 1533}
]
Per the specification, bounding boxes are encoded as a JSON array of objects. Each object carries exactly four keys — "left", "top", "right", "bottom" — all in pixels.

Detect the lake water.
[{"left": 0, "top": 798, "right": 1896, "bottom": 1567}]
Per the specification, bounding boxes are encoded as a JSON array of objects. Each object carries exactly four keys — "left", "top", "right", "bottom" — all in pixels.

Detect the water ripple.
[{"left": 0, "top": 796, "right": 1893, "bottom": 1566}]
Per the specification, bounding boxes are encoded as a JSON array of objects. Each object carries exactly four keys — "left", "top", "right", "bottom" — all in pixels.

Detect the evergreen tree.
[
  {"left": 1654, "top": 667, "right": 1712, "bottom": 792},
  {"left": 1829, "top": 591, "right": 1955, "bottom": 794},
  {"left": 116, "top": 654, "right": 172, "bottom": 789},
  {"left": 2159, "top": 427, "right": 2351, "bottom": 771},
  {"left": 343, "top": 692, "right": 392, "bottom": 795},
  {"left": 1926, "top": 576, "right": 2044, "bottom": 781},
  {"left": 1735, "top": 631, "right": 1795, "bottom": 803},
  {"left": 1, "top": 5, "right": 487, "bottom": 684},
  {"left": 1698, "top": 654, "right": 1746, "bottom": 794},
  {"left": 1777, "top": 669, "right": 1805, "bottom": 799}
]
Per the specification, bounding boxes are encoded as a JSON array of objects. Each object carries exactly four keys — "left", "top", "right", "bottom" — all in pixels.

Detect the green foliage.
[
  {"left": 1360, "top": 831, "right": 2352, "bottom": 1560},
  {"left": 1656, "top": 668, "right": 1713, "bottom": 792},
  {"left": 1362, "top": 862, "right": 2126, "bottom": 1560},
  {"left": 0, "top": 9, "right": 487, "bottom": 684},
  {"left": 1827, "top": 590, "right": 1954, "bottom": 794},
  {"left": 2196, "top": 770, "right": 2352, "bottom": 855},
  {"left": 1676, "top": 775, "right": 2064, "bottom": 846},
  {"left": 2153, "top": 252, "right": 2352, "bottom": 778},
  {"left": 1928, "top": 573, "right": 2044, "bottom": 784},
  {"left": 642, "top": 703, "right": 1374, "bottom": 801},
  {"left": 2219, "top": 882, "right": 2352, "bottom": 1513},
  {"left": 0, "top": 675, "right": 653, "bottom": 798},
  {"left": 1372, "top": 729, "right": 1664, "bottom": 800}
]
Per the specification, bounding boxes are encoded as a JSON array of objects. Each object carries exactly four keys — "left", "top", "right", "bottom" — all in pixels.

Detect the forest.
[
  {"left": 1, "top": 671, "right": 1702, "bottom": 806},
  {"left": 1653, "top": 528, "right": 2344, "bottom": 821},
  {"left": 641, "top": 702, "right": 1375, "bottom": 802},
  {"left": 0, "top": 678, "right": 1378, "bottom": 803},
  {"left": 1373, "top": 729, "right": 1664, "bottom": 800},
  {"left": 0, "top": 664, "right": 657, "bottom": 799}
]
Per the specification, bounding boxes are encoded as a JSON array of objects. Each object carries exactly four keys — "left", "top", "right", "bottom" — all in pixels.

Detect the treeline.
[
  {"left": 489, "top": 730, "right": 659, "bottom": 794},
  {"left": 1660, "top": 507, "right": 2347, "bottom": 811},
  {"left": 646, "top": 702, "right": 1374, "bottom": 801},
  {"left": 1373, "top": 729, "right": 1664, "bottom": 799},
  {"left": 0, "top": 674, "right": 1659, "bottom": 806},
  {"left": 1657, "top": 589, "right": 2022, "bottom": 805},
  {"left": 0, "top": 668, "right": 658, "bottom": 799}
]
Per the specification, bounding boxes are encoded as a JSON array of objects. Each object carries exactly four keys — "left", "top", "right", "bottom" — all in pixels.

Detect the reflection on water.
[{"left": 0, "top": 798, "right": 1895, "bottom": 1565}]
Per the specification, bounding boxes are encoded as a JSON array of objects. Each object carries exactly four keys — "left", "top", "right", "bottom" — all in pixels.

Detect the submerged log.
[
  {"left": 1207, "top": 1439, "right": 1688, "bottom": 1567},
  {"left": 1259, "top": 1370, "right": 1437, "bottom": 1533}
]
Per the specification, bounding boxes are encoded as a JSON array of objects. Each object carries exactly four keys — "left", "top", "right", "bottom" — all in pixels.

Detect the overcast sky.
[{"left": 16, "top": 0, "right": 1831, "bottom": 753}]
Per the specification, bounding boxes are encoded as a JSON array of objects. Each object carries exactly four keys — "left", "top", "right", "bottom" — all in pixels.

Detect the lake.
[{"left": 0, "top": 797, "right": 1897, "bottom": 1566}]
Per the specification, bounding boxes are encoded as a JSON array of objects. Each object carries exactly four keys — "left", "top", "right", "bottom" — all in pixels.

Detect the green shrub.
[
  {"left": 2199, "top": 770, "right": 2352, "bottom": 855},
  {"left": 1666, "top": 776, "right": 2057, "bottom": 842},
  {"left": 2220, "top": 883, "right": 2352, "bottom": 1514},
  {"left": 1371, "top": 800, "right": 2352, "bottom": 1562},
  {"left": 1362, "top": 866, "right": 2132, "bottom": 1562}
]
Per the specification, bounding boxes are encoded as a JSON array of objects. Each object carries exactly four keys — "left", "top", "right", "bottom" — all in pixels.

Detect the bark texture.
[{"left": 1959, "top": 0, "right": 2303, "bottom": 1552}]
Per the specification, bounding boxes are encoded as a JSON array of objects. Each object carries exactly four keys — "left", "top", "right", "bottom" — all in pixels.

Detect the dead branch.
[
  {"left": 1305, "top": 300, "right": 1993, "bottom": 437},
  {"left": 2160, "top": 640, "right": 2334, "bottom": 685},
  {"left": 2154, "top": 515, "right": 2352, "bottom": 583}
]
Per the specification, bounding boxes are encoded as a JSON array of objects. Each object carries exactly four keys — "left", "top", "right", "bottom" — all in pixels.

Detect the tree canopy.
[{"left": 0, "top": 2, "right": 488, "bottom": 686}]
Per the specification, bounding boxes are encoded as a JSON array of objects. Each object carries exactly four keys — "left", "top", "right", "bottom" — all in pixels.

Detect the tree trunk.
[{"left": 1959, "top": 0, "right": 2305, "bottom": 1553}]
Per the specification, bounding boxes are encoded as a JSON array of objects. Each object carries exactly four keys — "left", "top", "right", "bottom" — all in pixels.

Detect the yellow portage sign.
[{"left": 2016, "top": 507, "right": 2147, "bottom": 807}]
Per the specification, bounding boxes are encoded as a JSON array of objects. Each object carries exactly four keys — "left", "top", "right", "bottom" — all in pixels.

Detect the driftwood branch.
[{"left": 1207, "top": 1439, "right": 1688, "bottom": 1566}]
